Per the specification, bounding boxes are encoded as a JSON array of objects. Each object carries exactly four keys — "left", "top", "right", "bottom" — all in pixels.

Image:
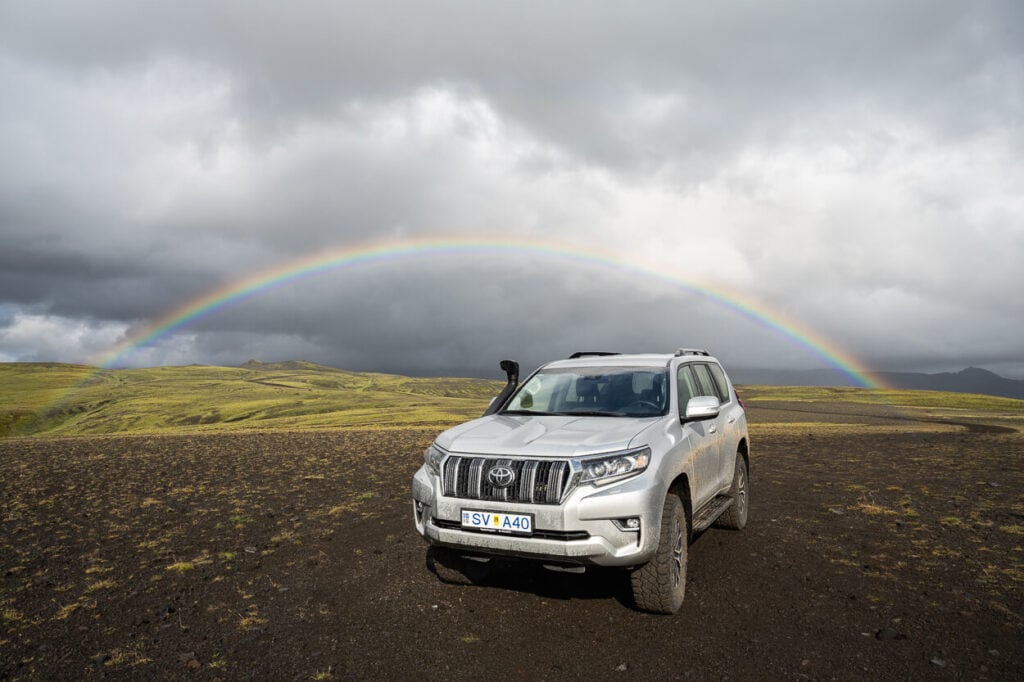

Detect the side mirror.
[{"left": 683, "top": 395, "right": 720, "bottom": 422}]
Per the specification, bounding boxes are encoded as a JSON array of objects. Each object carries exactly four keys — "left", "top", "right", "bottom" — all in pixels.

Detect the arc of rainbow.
[{"left": 91, "top": 235, "right": 882, "bottom": 388}]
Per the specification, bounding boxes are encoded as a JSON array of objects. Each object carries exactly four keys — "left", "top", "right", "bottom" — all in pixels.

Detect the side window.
[
  {"left": 691, "top": 364, "right": 719, "bottom": 402},
  {"left": 676, "top": 365, "right": 699, "bottom": 415},
  {"left": 707, "top": 363, "right": 731, "bottom": 404}
]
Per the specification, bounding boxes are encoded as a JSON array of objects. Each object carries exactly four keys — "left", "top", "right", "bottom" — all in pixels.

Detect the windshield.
[{"left": 503, "top": 366, "right": 668, "bottom": 418}]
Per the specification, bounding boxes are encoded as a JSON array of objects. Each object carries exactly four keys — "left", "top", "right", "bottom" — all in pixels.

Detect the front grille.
[{"left": 442, "top": 456, "right": 572, "bottom": 505}]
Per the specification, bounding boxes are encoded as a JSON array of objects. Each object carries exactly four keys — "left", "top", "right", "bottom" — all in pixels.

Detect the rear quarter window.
[{"left": 707, "top": 363, "right": 731, "bottom": 404}]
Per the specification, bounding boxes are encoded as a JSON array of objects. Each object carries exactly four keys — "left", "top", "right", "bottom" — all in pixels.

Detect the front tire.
[{"left": 630, "top": 494, "right": 687, "bottom": 614}]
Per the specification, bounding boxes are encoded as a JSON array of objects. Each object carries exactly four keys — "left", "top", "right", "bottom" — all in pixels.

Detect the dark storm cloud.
[{"left": 0, "top": 1, "right": 1022, "bottom": 377}]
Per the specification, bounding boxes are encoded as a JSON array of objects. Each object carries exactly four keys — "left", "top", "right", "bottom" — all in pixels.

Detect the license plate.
[{"left": 461, "top": 509, "right": 534, "bottom": 536}]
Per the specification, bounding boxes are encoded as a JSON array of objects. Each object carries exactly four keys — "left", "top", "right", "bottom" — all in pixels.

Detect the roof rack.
[
  {"left": 569, "top": 351, "right": 621, "bottom": 359},
  {"left": 674, "top": 348, "right": 710, "bottom": 357}
]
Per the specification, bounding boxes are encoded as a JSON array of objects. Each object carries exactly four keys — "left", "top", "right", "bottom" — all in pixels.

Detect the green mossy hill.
[
  {"left": 740, "top": 385, "right": 1024, "bottom": 411},
  {"left": 0, "top": 362, "right": 502, "bottom": 437},
  {"left": 5, "top": 363, "right": 1020, "bottom": 438}
]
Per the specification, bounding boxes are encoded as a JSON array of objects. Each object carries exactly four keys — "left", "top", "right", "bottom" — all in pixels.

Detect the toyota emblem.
[{"left": 487, "top": 465, "right": 516, "bottom": 489}]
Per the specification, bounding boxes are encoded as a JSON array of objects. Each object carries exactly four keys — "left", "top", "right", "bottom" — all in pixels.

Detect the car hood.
[{"left": 435, "top": 414, "right": 660, "bottom": 458}]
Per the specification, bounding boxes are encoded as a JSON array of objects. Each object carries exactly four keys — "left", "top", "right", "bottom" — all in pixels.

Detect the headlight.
[
  {"left": 578, "top": 447, "right": 651, "bottom": 486},
  {"left": 424, "top": 443, "right": 447, "bottom": 475}
]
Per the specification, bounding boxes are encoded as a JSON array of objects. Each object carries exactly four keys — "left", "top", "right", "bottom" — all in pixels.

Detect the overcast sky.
[{"left": 1, "top": 1, "right": 1022, "bottom": 379}]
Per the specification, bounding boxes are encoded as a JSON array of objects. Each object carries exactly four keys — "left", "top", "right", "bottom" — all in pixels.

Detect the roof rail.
[
  {"left": 675, "top": 348, "right": 710, "bottom": 357},
  {"left": 569, "top": 351, "right": 621, "bottom": 359}
]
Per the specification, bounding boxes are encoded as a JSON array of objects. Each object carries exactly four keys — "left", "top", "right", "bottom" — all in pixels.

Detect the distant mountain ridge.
[{"left": 732, "top": 366, "right": 1024, "bottom": 400}]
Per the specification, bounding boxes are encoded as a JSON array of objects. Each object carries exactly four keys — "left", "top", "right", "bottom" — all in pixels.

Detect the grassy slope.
[
  {"left": 740, "top": 384, "right": 1024, "bottom": 433},
  {"left": 2, "top": 362, "right": 1021, "bottom": 438},
  {"left": 0, "top": 361, "right": 502, "bottom": 437},
  {"left": 739, "top": 384, "right": 1024, "bottom": 411}
]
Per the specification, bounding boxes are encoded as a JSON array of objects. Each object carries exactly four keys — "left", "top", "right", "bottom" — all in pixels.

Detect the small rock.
[
  {"left": 92, "top": 653, "right": 111, "bottom": 667},
  {"left": 930, "top": 657, "right": 946, "bottom": 668},
  {"left": 615, "top": 663, "right": 628, "bottom": 672},
  {"left": 244, "top": 546, "right": 257, "bottom": 554},
  {"left": 875, "top": 627, "right": 902, "bottom": 641},
  {"left": 187, "top": 658, "right": 202, "bottom": 670}
]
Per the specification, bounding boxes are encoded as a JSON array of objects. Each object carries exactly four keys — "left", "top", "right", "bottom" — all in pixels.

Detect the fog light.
[{"left": 613, "top": 517, "right": 641, "bottom": 532}]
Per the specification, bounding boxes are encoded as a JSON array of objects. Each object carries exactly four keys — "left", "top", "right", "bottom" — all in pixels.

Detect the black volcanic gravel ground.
[{"left": 1, "top": 406, "right": 1022, "bottom": 680}]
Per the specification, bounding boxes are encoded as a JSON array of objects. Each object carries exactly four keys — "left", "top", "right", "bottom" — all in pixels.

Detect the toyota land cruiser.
[{"left": 411, "top": 349, "right": 750, "bottom": 613}]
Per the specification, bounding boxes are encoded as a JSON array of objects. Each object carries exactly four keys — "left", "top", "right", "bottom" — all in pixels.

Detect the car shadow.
[{"left": 425, "top": 547, "right": 636, "bottom": 608}]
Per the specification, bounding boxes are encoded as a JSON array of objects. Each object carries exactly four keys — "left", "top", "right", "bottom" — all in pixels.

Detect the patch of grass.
[
  {"left": 932, "top": 547, "right": 962, "bottom": 558},
  {"left": 851, "top": 502, "right": 897, "bottom": 516},
  {"left": 85, "top": 579, "right": 116, "bottom": 593},
  {"left": 239, "top": 614, "right": 268, "bottom": 630},
  {"left": 53, "top": 601, "right": 85, "bottom": 621},
  {"left": 999, "top": 525, "right": 1024, "bottom": 536},
  {"left": 3, "top": 608, "right": 25, "bottom": 623},
  {"left": 166, "top": 561, "right": 194, "bottom": 574}
]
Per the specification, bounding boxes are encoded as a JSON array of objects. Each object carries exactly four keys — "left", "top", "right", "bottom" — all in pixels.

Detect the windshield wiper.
[
  {"left": 554, "top": 410, "right": 627, "bottom": 417},
  {"left": 500, "top": 409, "right": 560, "bottom": 416}
]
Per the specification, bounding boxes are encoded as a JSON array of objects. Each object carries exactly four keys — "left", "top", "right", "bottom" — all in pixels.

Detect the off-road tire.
[
  {"left": 630, "top": 494, "right": 687, "bottom": 614},
  {"left": 715, "top": 453, "right": 748, "bottom": 530},
  {"left": 426, "top": 546, "right": 490, "bottom": 585}
]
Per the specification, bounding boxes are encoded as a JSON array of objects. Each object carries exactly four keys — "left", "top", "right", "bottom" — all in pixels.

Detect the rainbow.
[{"left": 91, "top": 235, "right": 882, "bottom": 388}]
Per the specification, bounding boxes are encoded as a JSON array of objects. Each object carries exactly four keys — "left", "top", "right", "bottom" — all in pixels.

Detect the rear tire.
[
  {"left": 716, "top": 453, "right": 748, "bottom": 530},
  {"left": 630, "top": 494, "right": 687, "bottom": 614}
]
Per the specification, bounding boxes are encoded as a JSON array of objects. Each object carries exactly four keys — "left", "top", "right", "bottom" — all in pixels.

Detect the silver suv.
[{"left": 411, "top": 349, "right": 750, "bottom": 613}]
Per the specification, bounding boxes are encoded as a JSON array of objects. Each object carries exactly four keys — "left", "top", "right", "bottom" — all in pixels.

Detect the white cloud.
[{"left": 0, "top": 308, "right": 128, "bottom": 364}]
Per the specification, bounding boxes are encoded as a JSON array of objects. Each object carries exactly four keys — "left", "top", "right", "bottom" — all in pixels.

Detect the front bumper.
[{"left": 412, "top": 465, "right": 663, "bottom": 568}]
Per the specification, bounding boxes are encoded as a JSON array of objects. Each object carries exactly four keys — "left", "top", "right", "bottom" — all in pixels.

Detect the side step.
[{"left": 691, "top": 494, "right": 734, "bottom": 534}]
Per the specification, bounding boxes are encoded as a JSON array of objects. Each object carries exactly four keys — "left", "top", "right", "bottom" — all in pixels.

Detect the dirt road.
[{"left": 2, "top": 405, "right": 1021, "bottom": 679}]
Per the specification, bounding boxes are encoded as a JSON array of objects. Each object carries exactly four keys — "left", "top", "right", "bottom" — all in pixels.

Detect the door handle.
[
  {"left": 727, "top": 416, "right": 736, "bottom": 424},
  {"left": 709, "top": 424, "right": 717, "bottom": 434}
]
